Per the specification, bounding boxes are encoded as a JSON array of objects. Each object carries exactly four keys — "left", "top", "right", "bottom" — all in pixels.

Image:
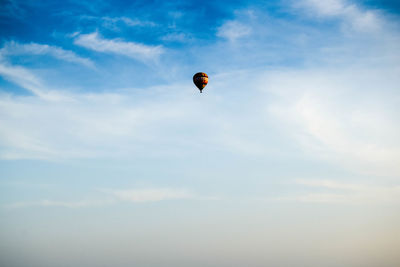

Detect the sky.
[{"left": 0, "top": 0, "right": 399, "bottom": 266}]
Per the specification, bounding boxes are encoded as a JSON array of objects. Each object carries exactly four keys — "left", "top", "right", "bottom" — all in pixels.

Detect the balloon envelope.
[{"left": 193, "top": 72, "right": 208, "bottom": 92}]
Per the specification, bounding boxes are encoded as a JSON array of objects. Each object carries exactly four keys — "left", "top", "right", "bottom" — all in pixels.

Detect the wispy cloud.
[
  {"left": 105, "top": 188, "right": 195, "bottom": 203},
  {"left": 0, "top": 62, "right": 42, "bottom": 93},
  {"left": 217, "top": 20, "right": 252, "bottom": 42},
  {"left": 265, "top": 66, "right": 400, "bottom": 176},
  {"left": 100, "top": 16, "right": 156, "bottom": 28},
  {"left": 278, "top": 179, "right": 400, "bottom": 204},
  {"left": 0, "top": 41, "right": 94, "bottom": 67},
  {"left": 296, "top": 0, "right": 348, "bottom": 16},
  {"left": 161, "top": 32, "right": 189, "bottom": 42},
  {"left": 0, "top": 61, "right": 66, "bottom": 100},
  {"left": 0, "top": 41, "right": 93, "bottom": 100},
  {"left": 74, "top": 32, "right": 164, "bottom": 62},
  {"left": 0, "top": 73, "right": 278, "bottom": 161},
  {"left": 79, "top": 15, "right": 156, "bottom": 31},
  {"left": 294, "top": 0, "right": 382, "bottom": 32},
  {"left": 0, "top": 84, "right": 192, "bottom": 160},
  {"left": 5, "top": 199, "right": 115, "bottom": 209},
  {"left": 4, "top": 187, "right": 216, "bottom": 209}
]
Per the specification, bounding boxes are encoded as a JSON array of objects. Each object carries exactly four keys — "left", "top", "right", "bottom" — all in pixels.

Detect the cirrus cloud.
[
  {"left": 74, "top": 32, "right": 164, "bottom": 62},
  {"left": 0, "top": 41, "right": 94, "bottom": 67}
]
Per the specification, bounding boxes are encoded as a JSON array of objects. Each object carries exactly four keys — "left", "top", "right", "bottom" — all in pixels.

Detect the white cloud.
[
  {"left": 297, "top": 0, "right": 347, "bottom": 16},
  {"left": 264, "top": 66, "right": 400, "bottom": 176},
  {"left": 0, "top": 41, "right": 94, "bottom": 67},
  {"left": 74, "top": 32, "right": 163, "bottom": 62},
  {"left": 107, "top": 188, "right": 194, "bottom": 203},
  {"left": 295, "top": 0, "right": 382, "bottom": 32},
  {"left": 0, "top": 41, "right": 93, "bottom": 100},
  {"left": 278, "top": 179, "right": 400, "bottom": 204},
  {"left": 79, "top": 15, "right": 156, "bottom": 31},
  {"left": 0, "top": 62, "right": 67, "bottom": 100},
  {"left": 102, "top": 16, "right": 156, "bottom": 28},
  {"left": 4, "top": 187, "right": 215, "bottom": 209},
  {"left": 0, "top": 62, "right": 41, "bottom": 93},
  {"left": 1, "top": 64, "right": 399, "bottom": 172},
  {"left": 5, "top": 199, "right": 115, "bottom": 209},
  {"left": 0, "top": 71, "right": 269, "bottom": 160},
  {"left": 0, "top": 81, "right": 212, "bottom": 160},
  {"left": 161, "top": 32, "right": 188, "bottom": 42},
  {"left": 217, "top": 20, "right": 252, "bottom": 42}
]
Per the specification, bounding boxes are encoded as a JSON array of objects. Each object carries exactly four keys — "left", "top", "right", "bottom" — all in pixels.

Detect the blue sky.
[{"left": 1, "top": 0, "right": 400, "bottom": 266}]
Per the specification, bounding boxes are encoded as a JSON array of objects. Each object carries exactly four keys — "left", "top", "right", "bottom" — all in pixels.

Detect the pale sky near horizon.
[{"left": 0, "top": 0, "right": 399, "bottom": 266}]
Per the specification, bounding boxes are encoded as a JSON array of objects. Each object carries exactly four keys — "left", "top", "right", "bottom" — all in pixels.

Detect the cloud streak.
[
  {"left": 100, "top": 16, "right": 156, "bottom": 29},
  {"left": 0, "top": 41, "right": 94, "bottom": 67},
  {"left": 79, "top": 15, "right": 156, "bottom": 31},
  {"left": 74, "top": 32, "right": 164, "bottom": 62},
  {"left": 106, "top": 188, "right": 195, "bottom": 202},
  {"left": 280, "top": 179, "right": 400, "bottom": 204},
  {"left": 0, "top": 62, "right": 67, "bottom": 100},
  {"left": 5, "top": 199, "right": 115, "bottom": 209},
  {"left": 4, "top": 187, "right": 213, "bottom": 209}
]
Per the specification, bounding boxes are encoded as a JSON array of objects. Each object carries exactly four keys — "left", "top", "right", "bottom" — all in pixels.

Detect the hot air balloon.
[{"left": 193, "top": 72, "right": 208, "bottom": 93}]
